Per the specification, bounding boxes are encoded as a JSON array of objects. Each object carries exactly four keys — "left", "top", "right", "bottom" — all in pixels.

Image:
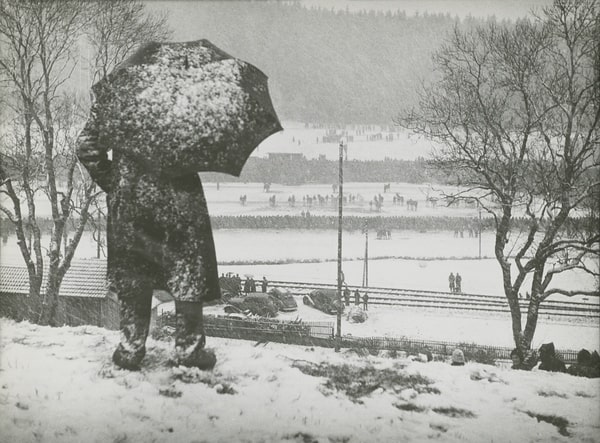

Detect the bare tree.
[
  {"left": 397, "top": 0, "right": 599, "bottom": 362},
  {"left": 85, "top": 0, "right": 169, "bottom": 85},
  {"left": 81, "top": 0, "right": 170, "bottom": 256},
  {"left": 0, "top": 0, "right": 169, "bottom": 326}
]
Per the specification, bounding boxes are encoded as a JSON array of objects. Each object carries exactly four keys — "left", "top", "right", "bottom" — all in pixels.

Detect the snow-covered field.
[
  {"left": 2, "top": 179, "right": 598, "bottom": 351},
  {"left": 201, "top": 181, "right": 485, "bottom": 219},
  {"left": 252, "top": 121, "right": 435, "bottom": 161},
  {"left": 1, "top": 318, "right": 599, "bottom": 443},
  {"left": 3, "top": 228, "right": 597, "bottom": 302}
]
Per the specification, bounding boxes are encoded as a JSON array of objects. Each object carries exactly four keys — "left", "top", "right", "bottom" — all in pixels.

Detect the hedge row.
[{"left": 2, "top": 214, "right": 595, "bottom": 235}]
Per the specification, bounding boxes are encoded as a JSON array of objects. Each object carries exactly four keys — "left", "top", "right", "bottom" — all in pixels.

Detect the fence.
[
  {"left": 156, "top": 313, "right": 335, "bottom": 347},
  {"left": 339, "top": 335, "right": 580, "bottom": 364},
  {"left": 155, "top": 313, "right": 580, "bottom": 364}
]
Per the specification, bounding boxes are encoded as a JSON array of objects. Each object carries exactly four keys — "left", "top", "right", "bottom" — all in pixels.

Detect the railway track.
[{"left": 268, "top": 280, "right": 600, "bottom": 320}]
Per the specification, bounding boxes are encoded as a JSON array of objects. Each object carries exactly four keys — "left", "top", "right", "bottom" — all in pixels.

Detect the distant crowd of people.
[
  {"left": 448, "top": 272, "right": 462, "bottom": 293},
  {"left": 239, "top": 193, "right": 364, "bottom": 208},
  {"left": 210, "top": 214, "right": 488, "bottom": 235},
  {"left": 342, "top": 285, "right": 369, "bottom": 310},
  {"left": 219, "top": 274, "right": 269, "bottom": 296}
]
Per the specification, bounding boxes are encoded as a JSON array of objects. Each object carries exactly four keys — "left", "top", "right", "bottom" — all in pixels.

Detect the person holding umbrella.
[{"left": 77, "top": 40, "right": 281, "bottom": 370}]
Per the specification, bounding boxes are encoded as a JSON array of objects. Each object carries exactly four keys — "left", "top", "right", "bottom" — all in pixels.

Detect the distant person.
[
  {"left": 250, "top": 277, "right": 257, "bottom": 293},
  {"left": 448, "top": 273, "right": 455, "bottom": 293},
  {"left": 354, "top": 288, "right": 361, "bottom": 306},
  {"left": 344, "top": 285, "right": 351, "bottom": 306},
  {"left": 261, "top": 276, "right": 268, "bottom": 293},
  {"left": 243, "top": 278, "right": 250, "bottom": 295},
  {"left": 363, "top": 292, "right": 369, "bottom": 311},
  {"left": 455, "top": 273, "right": 462, "bottom": 293}
]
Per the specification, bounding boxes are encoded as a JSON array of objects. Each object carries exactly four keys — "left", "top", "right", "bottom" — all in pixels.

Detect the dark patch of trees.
[
  {"left": 202, "top": 157, "right": 447, "bottom": 185},
  {"left": 160, "top": 2, "right": 498, "bottom": 124}
]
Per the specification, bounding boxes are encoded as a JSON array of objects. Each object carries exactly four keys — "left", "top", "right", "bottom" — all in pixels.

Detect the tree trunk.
[
  {"left": 495, "top": 206, "right": 528, "bottom": 355},
  {"left": 26, "top": 278, "right": 44, "bottom": 323},
  {"left": 523, "top": 267, "right": 544, "bottom": 345},
  {"left": 39, "top": 269, "right": 66, "bottom": 327}
]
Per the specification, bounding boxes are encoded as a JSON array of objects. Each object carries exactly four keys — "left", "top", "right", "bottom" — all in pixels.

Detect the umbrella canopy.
[{"left": 91, "top": 39, "right": 282, "bottom": 177}]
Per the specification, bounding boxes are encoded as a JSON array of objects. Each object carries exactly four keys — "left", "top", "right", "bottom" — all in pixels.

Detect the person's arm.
[{"left": 77, "top": 108, "right": 112, "bottom": 193}]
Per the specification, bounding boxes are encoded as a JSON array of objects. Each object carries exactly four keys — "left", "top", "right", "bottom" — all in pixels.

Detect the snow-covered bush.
[{"left": 346, "top": 306, "right": 368, "bottom": 323}]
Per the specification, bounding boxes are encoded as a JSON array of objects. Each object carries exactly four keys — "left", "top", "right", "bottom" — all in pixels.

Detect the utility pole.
[
  {"left": 362, "top": 225, "right": 368, "bottom": 287},
  {"left": 335, "top": 139, "right": 345, "bottom": 352},
  {"left": 97, "top": 211, "right": 102, "bottom": 259},
  {"left": 478, "top": 201, "right": 482, "bottom": 259}
]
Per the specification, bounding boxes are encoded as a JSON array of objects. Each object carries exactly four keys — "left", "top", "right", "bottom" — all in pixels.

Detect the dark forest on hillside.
[{"left": 165, "top": 2, "right": 502, "bottom": 124}]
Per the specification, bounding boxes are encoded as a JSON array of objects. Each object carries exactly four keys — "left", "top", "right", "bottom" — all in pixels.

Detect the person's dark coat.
[
  {"left": 538, "top": 342, "right": 566, "bottom": 373},
  {"left": 448, "top": 273, "right": 455, "bottom": 292},
  {"left": 455, "top": 273, "right": 462, "bottom": 292},
  {"left": 77, "top": 114, "right": 220, "bottom": 303}
]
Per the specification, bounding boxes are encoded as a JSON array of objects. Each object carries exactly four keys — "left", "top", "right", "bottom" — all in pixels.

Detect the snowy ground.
[{"left": 1, "top": 318, "right": 599, "bottom": 443}]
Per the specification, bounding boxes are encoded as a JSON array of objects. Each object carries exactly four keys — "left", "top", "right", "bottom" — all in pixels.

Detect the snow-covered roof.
[{"left": 0, "top": 260, "right": 108, "bottom": 299}]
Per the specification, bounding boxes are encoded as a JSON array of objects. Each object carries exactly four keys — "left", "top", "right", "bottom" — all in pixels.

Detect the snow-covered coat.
[{"left": 77, "top": 109, "right": 219, "bottom": 303}]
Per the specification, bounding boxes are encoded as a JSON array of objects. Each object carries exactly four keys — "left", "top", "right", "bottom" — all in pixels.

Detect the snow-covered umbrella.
[{"left": 90, "top": 39, "right": 282, "bottom": 178}]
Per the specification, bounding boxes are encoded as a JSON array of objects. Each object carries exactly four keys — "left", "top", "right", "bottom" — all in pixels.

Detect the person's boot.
[
  {"left": 112, "top": 292, "right": 152, "bottom": 371},
  {"left": 172, "top": 301, "right": 216, "bottom": 370}
]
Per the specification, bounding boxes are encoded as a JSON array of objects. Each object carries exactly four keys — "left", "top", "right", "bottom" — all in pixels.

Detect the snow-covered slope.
[{"left": 1, "top": 318, "right": 598, "bottom": 443}]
